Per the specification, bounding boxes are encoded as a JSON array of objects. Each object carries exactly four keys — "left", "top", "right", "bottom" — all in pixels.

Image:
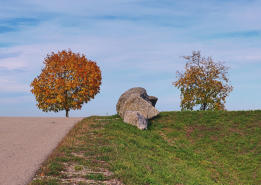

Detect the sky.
[{"left": 0, "top": 0, "right": 260, "bottom": 117}]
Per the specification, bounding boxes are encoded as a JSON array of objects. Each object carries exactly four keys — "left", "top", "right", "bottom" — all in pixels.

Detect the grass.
[{"left": 29, "top": 110, "right": 261, "bottom": 185}]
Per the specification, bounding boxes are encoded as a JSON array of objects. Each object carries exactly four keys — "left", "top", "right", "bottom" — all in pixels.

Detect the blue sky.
[{"left": 0, "top": 0, "right": 260, "bottom": 117}]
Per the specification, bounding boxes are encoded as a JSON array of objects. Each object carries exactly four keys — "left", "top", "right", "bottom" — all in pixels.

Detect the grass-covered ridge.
[{"left": 30, "top": 111, "right": 261, "bottom": 185}]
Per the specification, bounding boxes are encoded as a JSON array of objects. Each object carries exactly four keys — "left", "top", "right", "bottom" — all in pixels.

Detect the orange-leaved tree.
[
  {"left": 173, "top": 51, "right": 233, "bottom": 111},
  {"left": 31, "top": 49, "right": 102, "bottom": 117}
]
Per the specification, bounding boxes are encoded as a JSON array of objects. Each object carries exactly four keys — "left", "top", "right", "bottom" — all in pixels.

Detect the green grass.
[
  {"left": 30, "top": 110, "right": 261, "bottom": 185},
  {"left": 31, "top": 178, "right": 59, "bottom": 185},
  {"left": 85, "top": 173, "right": 107, "bottom": 181}
]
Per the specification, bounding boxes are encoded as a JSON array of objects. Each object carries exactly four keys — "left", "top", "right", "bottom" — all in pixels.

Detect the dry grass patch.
[{"left": 30, "top": 117, "right": 123, "bottom": 185}]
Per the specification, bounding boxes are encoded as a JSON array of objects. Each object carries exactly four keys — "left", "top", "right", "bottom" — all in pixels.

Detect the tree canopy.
[
  {"left": 31, "top": 49, "right": 102, "bottom": 117},
  {"left": 173, "top": 51, "right": 233, "bottom": 111}
]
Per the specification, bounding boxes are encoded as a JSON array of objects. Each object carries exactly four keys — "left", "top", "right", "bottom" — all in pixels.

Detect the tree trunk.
[
  {"left": 66, "top": 109, "right": 69, "bottom": 118},
  {"left": 202, "top": 103, "right": 207, "bottom": 110}
]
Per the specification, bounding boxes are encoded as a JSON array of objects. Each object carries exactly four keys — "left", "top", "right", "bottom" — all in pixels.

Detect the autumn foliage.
[
  {"left": 173, "top": 51, "right": 233, "bottom": 111},
  {"left": 31, "top": 49, "right": 102, "bottom": 117}
]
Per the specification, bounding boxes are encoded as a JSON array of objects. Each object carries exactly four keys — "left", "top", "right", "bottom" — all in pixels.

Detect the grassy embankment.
[{"left": 30, "top": 110, "right": 261, "bottom": 185}]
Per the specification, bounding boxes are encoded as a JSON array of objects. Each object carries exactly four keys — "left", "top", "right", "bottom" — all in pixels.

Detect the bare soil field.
[{"left": 0, "top": 117, "right": 82, "bottom": 185}]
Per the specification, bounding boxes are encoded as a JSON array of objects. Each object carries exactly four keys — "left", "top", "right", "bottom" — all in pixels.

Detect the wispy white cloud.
[
  {"left": 0, "top": 0, "right": 260, "bottom": 116},
  {"left": 0, "top": 78, "right": 29, "bottom": 93},
  {"left": 0, "top": 57, "right": 27, "bottom": 70},
  {"left": 0, "top": 95, "right": 31, "bottom": 104}
]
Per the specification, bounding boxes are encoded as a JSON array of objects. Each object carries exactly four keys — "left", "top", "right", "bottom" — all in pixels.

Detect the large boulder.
[
  {"left": 123, "top": 111, "right": 148, "bottom": 130},
  {"left": 116, "top": 87, "right": 159, "bottom": 129}
]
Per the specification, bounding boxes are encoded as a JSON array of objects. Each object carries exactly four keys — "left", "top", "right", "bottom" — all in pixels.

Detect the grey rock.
[
  {"left": 116, "top": 87, "right": 159, "bottom": 129},
  {"left": 148, "top": 96, "right": 158, "bottom": 107},
  {"left": 123, "top": 111, "right": 148, "bottom": 130},
  {"left": 121, "top": 93, "right": 159, "bottom": 119}
]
